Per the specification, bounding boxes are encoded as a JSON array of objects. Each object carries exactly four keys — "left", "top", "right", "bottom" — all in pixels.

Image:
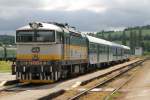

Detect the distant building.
[{"left": 135, "top": 47, "right": 143, "bottom": 56}]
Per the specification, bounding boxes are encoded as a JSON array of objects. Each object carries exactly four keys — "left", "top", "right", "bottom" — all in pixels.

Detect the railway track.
[
  {"left": 0, "top": 58, "right": 146, "bottom": 100},
  {"left": 0, "top": 82, "right": 30, "bottom": 92},
  {"left": 68, "top": 58, "right": 148, "bottom": 100},
  {"left": 104, "top": 58, "right": 148, "bottom": 100},
  {"left": 0, "top": 82, "right": 31, "bottom": 99},
  {"left": 0, "top": 82, "right": 55, "bottom": 99}
]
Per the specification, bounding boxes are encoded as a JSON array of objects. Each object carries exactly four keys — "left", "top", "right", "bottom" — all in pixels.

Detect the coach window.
[
  {"left": 89, "top": 43, "right": 93, "bottom": 53},
  {"left": 102, "top": 45, "right": 105, "bottom": 54}
]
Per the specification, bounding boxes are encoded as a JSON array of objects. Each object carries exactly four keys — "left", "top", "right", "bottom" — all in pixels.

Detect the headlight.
[
  {"left": 25, "top": 62, "right": 28, "bottom": 65},
  {"left": 47, "top": 61, "right": 51, "bottom": 65},
  {"left": 39, "top": 61, "right": 43, "bottom": 65},
  {"left": 41, "top": 61, "right": 50, "bottom": 65}
]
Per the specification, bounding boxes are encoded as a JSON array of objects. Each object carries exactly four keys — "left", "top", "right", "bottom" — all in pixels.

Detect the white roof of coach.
[
  {"left": 86, "top": 35, "right": 112, "bottom": 46},
  {"left": 86, "top": 35, "right": 130, "bottom": 49},
  {"left": 127, "top": 46, "right": 130, "bottom": 50},
  {"left": 17, "top": 22, "right": 63, "bottom": 32},
  {"left": 111, "top": 42, "right": 123, "bottom": 48},
  {"left": 122, "top": 45, "right": 130, "bottom": 50}
]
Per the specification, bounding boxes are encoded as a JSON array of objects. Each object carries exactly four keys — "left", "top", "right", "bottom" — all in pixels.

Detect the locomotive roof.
[
  {"left": 16, "top": 22, "right": 79, "bottom": 34},
  {"left": 17, "top": 22, "right": 64, "bottom": 32}
]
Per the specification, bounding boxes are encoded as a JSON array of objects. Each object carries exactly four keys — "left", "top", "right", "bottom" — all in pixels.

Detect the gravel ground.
[
  {"left": 100, "top": 59, "right": 150, "bottom": 100},
  {"left": 79, "top": 92, "right": 109, "bottom": 100},
  {"left": 118, "top": 60, "right": 150, "bottom": 100}
]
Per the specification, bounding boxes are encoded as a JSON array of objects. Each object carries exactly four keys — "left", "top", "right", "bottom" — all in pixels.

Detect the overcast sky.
[{"left": 1, "top": 0, "right": 150, "bottom": 35}]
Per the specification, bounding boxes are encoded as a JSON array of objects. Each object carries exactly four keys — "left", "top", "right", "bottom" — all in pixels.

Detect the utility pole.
[
  {"left": 122, "top": 30, "right": 127, "bottom": 45},
  {"left": 139, "top": 28, "right": 143, "bottom": 47},
  {"left": 130, "top": 30, "right": 134, "bottom": 54}
]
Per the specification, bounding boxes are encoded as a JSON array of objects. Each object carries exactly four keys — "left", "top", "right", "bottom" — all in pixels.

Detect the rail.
[
  {"left": 0, "top": 82, "right": 30, "bottom": 92},
  {"left": 104, "top": 58, "right": 148, "bottom": 100},
  {"left": 68, "top": 58, "right": 148, "bottom": 100}
]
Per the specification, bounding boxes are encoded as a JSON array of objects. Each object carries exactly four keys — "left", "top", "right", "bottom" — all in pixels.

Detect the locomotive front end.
[{"left": 16, "top": 22, "right": 63, "bottom": 83}]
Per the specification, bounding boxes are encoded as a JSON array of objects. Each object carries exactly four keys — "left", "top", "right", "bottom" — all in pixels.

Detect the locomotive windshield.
[
  {"left": 36, "top": 31, "right": 55, "bottom": 42},
  {"left": 16, "top": 30, "right": 55, "bottom": 42}
]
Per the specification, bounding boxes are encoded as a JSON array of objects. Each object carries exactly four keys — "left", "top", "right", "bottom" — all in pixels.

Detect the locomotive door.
[{"left": 64, "top": 37, "right": 70, "bottom": 60}]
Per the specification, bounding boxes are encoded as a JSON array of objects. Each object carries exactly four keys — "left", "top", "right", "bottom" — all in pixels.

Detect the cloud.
[
  {"left": 39, "top": 0, "right": 107, "bottom": 13},
  {"left": 0, "top": 0, "right": 44, "bottom": 8},
  {"left": 0, "top": 0, "right": 150, "bottom": 35}
]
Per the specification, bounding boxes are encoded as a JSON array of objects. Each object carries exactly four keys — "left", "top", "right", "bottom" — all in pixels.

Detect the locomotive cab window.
[
  {"left": 16, "top": 30, "right": 55, "bottom": 42},
  {"left": 36, "top": 31, "right": 55, "bottom": 42},
  {"left": 16, "top": 31, "right": 34, "bottom": 42}
]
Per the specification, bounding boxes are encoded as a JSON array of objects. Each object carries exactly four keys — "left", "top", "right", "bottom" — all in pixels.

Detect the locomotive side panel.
[{"left": 63, "top": 34, "right": 88, "bottom": 64}]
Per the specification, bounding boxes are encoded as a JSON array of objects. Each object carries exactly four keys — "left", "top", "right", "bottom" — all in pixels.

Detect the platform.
[
  {"left": 0, "top": 73, "right": 16, "bottom": 86},
  {"left": 0, "top": 73, "right": 15, "bottom": 82}
]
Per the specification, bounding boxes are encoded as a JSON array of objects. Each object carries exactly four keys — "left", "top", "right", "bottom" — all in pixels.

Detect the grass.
[
  {"left": 143, "top": 52, "right": 150, "bottom": 55},
  {"left": 0, "top": 61, "right": 12, "bottom": 73},
  {"left": 108, "top": 92, "right": 122, "bottom": 100}
]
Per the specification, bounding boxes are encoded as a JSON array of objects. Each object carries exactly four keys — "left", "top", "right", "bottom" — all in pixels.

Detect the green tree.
[
  {"left": 108, "top": 33, "right": 112, "bottom": 41},
  {"left": 101, "top": 30, "right": 105, "bottom": 39},
  {"left": 96, "top": 30, "right": 105, "bottom": 39},
  {"left": 0, "top": 42, "right": 3, "bottom": 46}
]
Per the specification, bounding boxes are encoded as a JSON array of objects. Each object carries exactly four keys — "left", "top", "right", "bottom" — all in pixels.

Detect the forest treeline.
[
  {"left": 0, "top": 25, "right": 150, "bottom": 54},
  {"left": 88, "top": 25, "right": 150, "bottom": 54}
]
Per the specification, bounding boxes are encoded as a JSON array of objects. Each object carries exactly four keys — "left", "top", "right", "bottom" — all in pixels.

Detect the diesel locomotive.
[{"left": 15, "top": 22, "right": 130, "bottom": 83}]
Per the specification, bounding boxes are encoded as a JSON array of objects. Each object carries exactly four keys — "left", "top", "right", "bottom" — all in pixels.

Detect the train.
[
  {"left": 14, "top": 22, "right": 130, "bottom": 83},
  {"left": 0, "top": 46, "right": 16, "bottom": 61}
]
